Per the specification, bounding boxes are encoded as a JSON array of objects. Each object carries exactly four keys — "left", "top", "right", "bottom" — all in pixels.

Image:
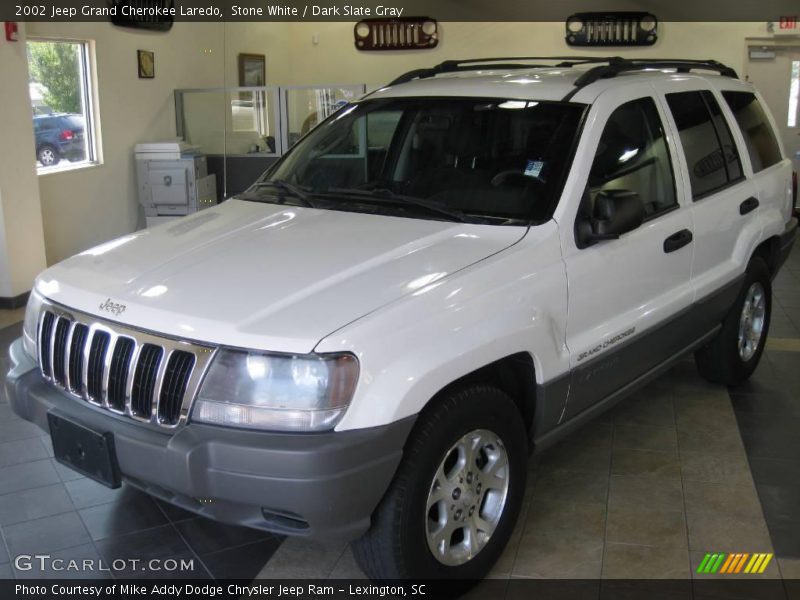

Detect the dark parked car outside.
[{"left": 33, "top": 113, "right": 86, "bottom": 167}]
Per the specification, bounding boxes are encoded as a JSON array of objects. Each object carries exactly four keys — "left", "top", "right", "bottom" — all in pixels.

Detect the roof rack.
[
  {"left": 387, "top": 56, "right": 739, "bottom": 101},
  {"left": 564, "top": 57, "right": 738, "bottom": 99},
  {"left": 387, "top": 56, "right": 611, "bottom": 86}
]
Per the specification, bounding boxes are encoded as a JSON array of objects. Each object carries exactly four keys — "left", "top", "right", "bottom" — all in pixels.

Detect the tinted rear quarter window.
[
  {"left": 722, "top": 91, "right": 783, "bottom": 172},
  {"left": 666, "top": 91, "right": 743, "bottom": 199}
]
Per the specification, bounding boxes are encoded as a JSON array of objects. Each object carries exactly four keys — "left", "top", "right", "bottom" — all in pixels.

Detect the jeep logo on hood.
[{"left": 98, "top": 298, "right": 126, "bottom": 317}]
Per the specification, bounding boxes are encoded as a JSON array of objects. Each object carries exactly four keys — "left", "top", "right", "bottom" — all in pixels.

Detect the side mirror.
[{"left": 576, "top": 189, "right": 644, "bottom": 248}]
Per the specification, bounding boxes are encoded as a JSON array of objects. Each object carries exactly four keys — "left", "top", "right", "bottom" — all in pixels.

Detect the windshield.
[{"left": 242, "top": 97, "right": 585, "bottom": 224}]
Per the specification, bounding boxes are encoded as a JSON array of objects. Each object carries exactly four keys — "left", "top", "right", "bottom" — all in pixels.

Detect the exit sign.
[{"left": 768, "top": 17, "right": 799, "bottom": 35}]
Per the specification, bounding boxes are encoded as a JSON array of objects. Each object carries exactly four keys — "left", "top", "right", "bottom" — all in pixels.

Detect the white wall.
[
  {"left": 223, "top": 22, "right": 291, "bottom": 86},
  {"left": 0, "top": 23, "right": 47, "bottom": 299},
  {"left": 26, "top": 21, "right": 226, "bottom": 264},
  {"left": 277, "top": 22, "right": 767, "bottom": 89}
]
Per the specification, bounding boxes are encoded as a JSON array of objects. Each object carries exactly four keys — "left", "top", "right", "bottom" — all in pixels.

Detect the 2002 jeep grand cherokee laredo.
[{"left": 6, "top": 57, "right": 798, "bottom": 580}]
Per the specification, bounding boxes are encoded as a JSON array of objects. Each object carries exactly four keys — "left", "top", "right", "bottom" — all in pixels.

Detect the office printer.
[{"left": 135, "top": 141, "right": 217, "bottom": 228}]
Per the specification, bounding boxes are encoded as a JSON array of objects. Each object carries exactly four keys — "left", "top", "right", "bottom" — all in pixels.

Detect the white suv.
[{"left": 7, "top": 57, "right": 798, "bottom": 580}]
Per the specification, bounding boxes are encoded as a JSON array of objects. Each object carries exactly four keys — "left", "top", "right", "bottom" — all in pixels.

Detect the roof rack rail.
[
  {"left": 563, "top": 57, "right": 738, "bottom": 100},
  {"left": 387, "top": 56, "right": 613, "bottom": 86},
  {"left": 387, "top": 56, "right": 739, "bottom": 100}
]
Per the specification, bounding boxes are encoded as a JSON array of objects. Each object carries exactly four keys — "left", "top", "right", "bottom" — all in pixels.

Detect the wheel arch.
[
  {"left": 752, "top": 235, "right": 782, "bottom": 278},
  {"left": 424, "top": 352, "right": 537, "bottom": 442}
]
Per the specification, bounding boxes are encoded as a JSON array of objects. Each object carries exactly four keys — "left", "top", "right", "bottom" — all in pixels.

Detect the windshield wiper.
[
  {"left": 252, "top": 179, "right": 316, "bottom": 208},
  {"left": 322, "top": 187, "right": 469, "bottom": 223}
]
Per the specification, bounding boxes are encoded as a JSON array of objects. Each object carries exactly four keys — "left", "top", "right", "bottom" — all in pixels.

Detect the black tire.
[
  {"left": 37, "top": 144, "right": 60, "bottom": 167},
  {"left": 352, "top": 385, "right": 528, "bottom": 581},
  {"left": 695, "top": 257, "right": 772, "bottom": 385}
]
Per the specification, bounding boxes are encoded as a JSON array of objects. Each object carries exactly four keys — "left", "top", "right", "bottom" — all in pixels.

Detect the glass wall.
[
  {"left": 174, "top": 84, "right": 366, "bottom": 199},
  {"left": 283, "top": 86, "right": 364, "bottom": 147}
]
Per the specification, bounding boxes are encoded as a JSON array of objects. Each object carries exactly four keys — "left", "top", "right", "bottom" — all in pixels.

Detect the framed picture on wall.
[
  {"left": 238, "top": 53, "right": 266, "bottom": 86},
  {"left": 137, "top": 50, "right": 155, "bottom": 78}
]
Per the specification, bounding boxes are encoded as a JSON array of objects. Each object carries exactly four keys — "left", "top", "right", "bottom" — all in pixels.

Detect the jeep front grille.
[{"left": 37, "top": 302, "right": 214, "bottom": 428}]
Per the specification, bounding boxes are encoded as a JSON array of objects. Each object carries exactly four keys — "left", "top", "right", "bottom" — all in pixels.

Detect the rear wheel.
[
  {"left": 695, "top": 257, "right": 772, "bottom": 385},
  {"left": 37, "top": 145, "right": 59, "bottom": 167},
  {"left": 353, "top": 385, "right": 527, "bottom": 580}
]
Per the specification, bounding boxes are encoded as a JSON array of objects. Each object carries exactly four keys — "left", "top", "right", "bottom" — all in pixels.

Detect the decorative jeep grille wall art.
[
  {"left": 354, "top": 18, "right": 439, "bottom": 51},
  {"left": 565, "top": 12, "right": 658, "bottom": 47}
]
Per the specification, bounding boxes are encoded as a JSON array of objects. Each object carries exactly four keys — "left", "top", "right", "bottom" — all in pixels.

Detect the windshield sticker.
[{"left": 524, "top": 160, "right": 545, "bottom": 178}]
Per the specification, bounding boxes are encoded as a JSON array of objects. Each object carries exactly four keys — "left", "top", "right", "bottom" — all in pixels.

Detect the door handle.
[
  {"left": 663, "top": 229, "right": 693, "bottom": 253},
  {"left": 739, "top": 196, "right": 760, "bottom": 215}
]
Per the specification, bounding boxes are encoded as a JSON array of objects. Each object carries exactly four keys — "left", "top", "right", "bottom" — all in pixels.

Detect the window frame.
[
  {"left": 575, "top": 94, "right": 680, "bottom": 245},
  {"left": 27, "top": 36, "right": 101, "bottom": 175},
  {"left": 789, "top": 60, "right": 799, "bottom": 128},
  {"left": 260, "top": 96, "right": 590, "bottom": 225},
  {"left": 720, "top": 90, "right": 784, "bottom": 175},
  {"left": 664, "top": 89, "right": 746, "bottom": 202}
]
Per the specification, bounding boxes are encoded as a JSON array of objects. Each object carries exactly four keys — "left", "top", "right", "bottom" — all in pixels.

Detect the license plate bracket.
[{"left": 48, "top": 412, "right": 121, "bottom": 488}]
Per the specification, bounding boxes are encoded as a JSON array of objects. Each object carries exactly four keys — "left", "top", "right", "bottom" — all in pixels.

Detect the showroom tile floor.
[{"left": 0, "top": 246, "right": 798, "bottom": 589}]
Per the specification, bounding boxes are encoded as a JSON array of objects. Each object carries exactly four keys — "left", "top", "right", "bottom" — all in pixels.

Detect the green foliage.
[{"left": 28, "top": 41, "right": 81, "bottom": 114}]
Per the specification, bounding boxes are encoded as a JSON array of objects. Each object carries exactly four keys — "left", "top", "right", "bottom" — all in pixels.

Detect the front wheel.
[
  {"left": 695, "top": 257, "right": 772, "bottom": 385},
  {"left": 352, "top": 385, "right": 527, "bottom": 580}
]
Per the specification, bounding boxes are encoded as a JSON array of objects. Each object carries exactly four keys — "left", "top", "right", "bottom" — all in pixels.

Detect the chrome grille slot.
[
  {"left": 158, "top": 351, "right": 196, "bottom": 425},
  {"left": 34, "top": 303, "right": 215, "bottom": 430},
  {"left": 131, "top": 344, "right": 163, "bottom": 418},
  {"left": 52, "top": 318, "right": 70, "bottom": 386},
  {"left": 108, "top": 337, "right": 135, "bottom": 411},
  {"left": 39, "top": 311, "right": 56, "bottom": 377},
  {"left": 87, "top": 331, "right": 110, "bottom": 404},
  {"left": 67, "top": 324, "right": 89, "bottom": 394}
]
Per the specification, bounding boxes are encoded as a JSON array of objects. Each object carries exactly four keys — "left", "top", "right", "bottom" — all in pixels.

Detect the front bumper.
[{"left": 5, "top": 338, "right": 414, "bottom": 540}]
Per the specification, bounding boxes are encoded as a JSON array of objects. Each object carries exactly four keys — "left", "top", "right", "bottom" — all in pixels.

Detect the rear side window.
[
  {"left": 666, "top": 91, "right": 743, "bottom": 199},
  {"left": 722, "top": 91, "right": 783, "bottom": 172},
  {"left": 588, "top": 97, "right": 677, "bottom": 219}
]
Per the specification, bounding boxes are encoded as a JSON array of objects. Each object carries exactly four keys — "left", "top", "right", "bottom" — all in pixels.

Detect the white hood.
[{"left": 36, "top": 199, "right": 527, "bottom": 353}]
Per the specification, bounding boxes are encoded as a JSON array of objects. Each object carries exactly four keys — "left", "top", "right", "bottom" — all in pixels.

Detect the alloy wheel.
[
  {"left": 424, "top": 428, "right": 510, "bottom": 566},
  {"left": 738, "top": 281, "right": 767, "bottom": 361}
]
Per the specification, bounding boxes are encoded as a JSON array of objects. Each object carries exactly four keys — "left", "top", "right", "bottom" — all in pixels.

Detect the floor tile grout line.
[
  {"left": 77, "top": 510, "right": 175, "bottom": 549},
  {"left": 503, "top": 489, "right": 532, "bottom": 580},
  {"left": 728, "top": 386, "right": 797, "bottom": 563},
  {"left": 2, "top": 462, "right": 83, "bottom": 579},
  {"left": 200, "top": 534, "right": 284, "bottom": 560},
  {"left": 508, "top": 459, "right": 539, "bottom": 579},
  {"left": 325, "top": 542, "right": 350, "bottom": 579},
  {"left": 0, "top": 477, "right": 69, "bottom": 501},
  {"left": 598, "top": 414, "right": 615, "bottom": 580},
  {"left": 672, "top": 385, "right": 695, "bottom": 582},
  {"left": 0, "top": 521, "right": 16, "bottom": 579},
  {"left": 153, "top": 500, "right": 214, "bottom": 580},
  {"left": 0, "top": 504, "right": 81, "bottom": 531}
]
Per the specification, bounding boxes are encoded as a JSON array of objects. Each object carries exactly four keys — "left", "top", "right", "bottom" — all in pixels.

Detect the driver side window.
[{"left": 589, "top": 97, "right": 677, "bottom": 220}]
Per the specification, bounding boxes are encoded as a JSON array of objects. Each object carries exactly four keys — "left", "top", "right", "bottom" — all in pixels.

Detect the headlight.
[
  {"left": 192, "top": 349, "right": 359, "bottom": 432},
  {"left": 22, "top": 291, "right": 44, "bottom": 360}
]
